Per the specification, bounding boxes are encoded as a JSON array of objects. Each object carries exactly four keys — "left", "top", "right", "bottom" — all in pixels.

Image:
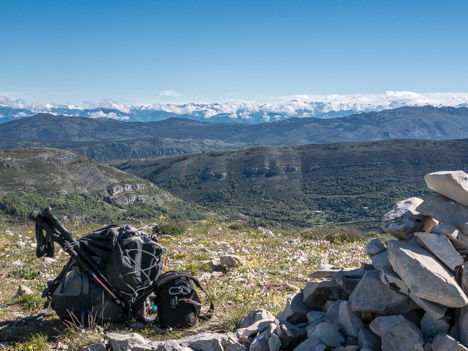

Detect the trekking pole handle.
[{"left": 42, "top": 207, "right": 76, "bottom": 243}]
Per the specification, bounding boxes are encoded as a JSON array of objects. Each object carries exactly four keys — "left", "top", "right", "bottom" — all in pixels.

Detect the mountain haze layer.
[{"left": 2, "top": 92, "right": 468, "bottom": 123}]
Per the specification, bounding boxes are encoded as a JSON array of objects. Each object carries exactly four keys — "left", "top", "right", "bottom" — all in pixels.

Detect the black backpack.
[
  {"left": 36, "top": 220, "right": 164, "bottom": 324},
  {"left": 31, "top": 208, "right": 213, "bottom": 328},
  {"left": 153, "top": 271, "right": 214, "bottom": 329}
]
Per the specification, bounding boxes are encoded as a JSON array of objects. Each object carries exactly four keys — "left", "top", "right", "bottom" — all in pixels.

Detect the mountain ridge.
[{"left": 1, "top": 106, "right": 468, "bottom": 148}]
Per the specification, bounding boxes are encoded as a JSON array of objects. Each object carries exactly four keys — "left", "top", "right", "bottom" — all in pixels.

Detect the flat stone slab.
[
  {"left": 432, "top": 333, "right": 468, "bottom": 351},
  {"left": 381, "top": 197, "right": 427, "bottom": 240},
  {"left": 370, "top": 315, "right": 424, "bottom": 351},
  {"left": 349, "top": 270, "right": 416, "bottom": 314},
  {"left": 409, "top": 293, "right": 447, "bottom": 320},
  {"left": 425, "top": 170, "right": 468, "bottom": 207},
  {"left": 414, "top": 232, "right": 464, "bottom": 271},
  {"left": 338, "top": 301, "right": 364, "bottom": 337},
  {"left": 417, "top": 194, "right": 468, "bottom": 234},
  {"left": 387, "top": 240, "right": 468, "bottom": 308},
  {"left": 366, "top": 238, "right": 386, "bottom": 256}
]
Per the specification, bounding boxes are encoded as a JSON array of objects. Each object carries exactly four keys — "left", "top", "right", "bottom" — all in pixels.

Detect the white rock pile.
[{"left": 85, "top": 170, "right": 468, "bottom": 351}]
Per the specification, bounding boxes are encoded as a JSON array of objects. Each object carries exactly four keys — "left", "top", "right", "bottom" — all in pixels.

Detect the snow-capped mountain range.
[{"left": 1, "top": 91, "right": 468, "bottom": 124}]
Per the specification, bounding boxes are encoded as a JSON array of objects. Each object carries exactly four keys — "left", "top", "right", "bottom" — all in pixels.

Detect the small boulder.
[
  {"left": 420, "top": 312, "right": 450, "bottom": 339},
  {"left": 358, "top": 328, "right": 381, "bottom": 350},
  {"left": 349, "top": 270, "right": 416, "bottom": 314},
  {"left": 366, "top": 238, "right": 386, "bottom": 256},
  {"left": 277, "top": 292, "right": 309, "bottom": 324},
  {"left": 306, "top": 322, "right": 345, "bottom": 348},
  {"left": 387, "top": 240, "right": 468, "bottom": 308},
  {"left": 409, "top": 293, "right": 447, "bottom": 321},
  {"left": 337, "top": 301, "right": 364, "bottom": 337},
  {"left": 381, "top": 197, "right": 427, "bottom": 240},
  {"left": 370, "top": 315, "right": 424, "bottom": 351},
  {"left": 15, "top": 285, "right": 33, "bottom": 297},
  {"left": 425, "top": 170, "right": 468, "bottom": 207},
  {"left": 220, "top": 255, "right": 244, "bottom": 268},
  {"left": 239, "top": 309, "right": 275, "bottom": 328},
  {"left": 414, "top": 232, "right": 464, "bottom": 271},
  {"left": 432, "top": 333, "right": 468, "bottom": 351}
]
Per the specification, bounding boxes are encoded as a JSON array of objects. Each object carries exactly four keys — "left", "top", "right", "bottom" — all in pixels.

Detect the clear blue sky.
[{"left": 1, "top": 0, "right": 467, "bottom": 105}]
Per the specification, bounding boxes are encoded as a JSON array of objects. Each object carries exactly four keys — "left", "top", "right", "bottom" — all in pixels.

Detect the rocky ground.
[{"left": 0, "top": 219, "right": 370, "bottom": 350}]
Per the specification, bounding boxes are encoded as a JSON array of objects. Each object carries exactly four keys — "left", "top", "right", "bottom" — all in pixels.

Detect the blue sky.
[{"left": 1, "top": 0, "right": 467, "bottom": 105}]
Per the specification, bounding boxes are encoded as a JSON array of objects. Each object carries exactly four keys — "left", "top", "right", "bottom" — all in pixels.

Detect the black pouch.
[{"left": 154, "top": 271, "right": 214, "bottom": 329}]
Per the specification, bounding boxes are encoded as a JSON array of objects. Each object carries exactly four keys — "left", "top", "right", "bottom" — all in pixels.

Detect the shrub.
[{"left": 158, "top": 222, "right": 186, "bottom": 236}]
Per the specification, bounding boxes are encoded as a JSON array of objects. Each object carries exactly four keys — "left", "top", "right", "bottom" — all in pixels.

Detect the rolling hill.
[
  {"left": 109, "top": 138, "right": 468, "bottom": 229},
  {"left": 0, "top": 148, "right": 203, "bottom": 222}
]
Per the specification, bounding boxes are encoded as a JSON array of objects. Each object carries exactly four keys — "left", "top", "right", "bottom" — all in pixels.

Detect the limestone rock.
[
  {"left": 349, "top": 270, "right": 416, "bottom": 314},
  {"left": 431, "top": 224, "right": 468, "bottom": 251},
  {"left": 107, "top": 333, "right": 160, "bottom": 351},
  {"left": 273, "top": 320, "right": 306, "bottom": 349},
  {"left": 237, "top": 319, "right": 274, "bottom": 340},
  {"left": 239, "top": 309, "right": 275, "bottom": 328},
  {"left": 303, "top": 280, "right": 347, "bottom": 310},
  {"left": 337, "top": 301, "right": 364, "bottom": 337},
  {"left": 80, "top": 344, "right": 106, "bottom": 351},
  {"left": 421, "top": 313, "right": 450, "bottom": 339},
  {"left": 178, "top": 332, "right": 241, "bottom": 351},
  {"left": 409, "top": 293, "right": 448, "bottom": 321},
  {"left": 249, "top": 332, "right": 268, "bottom": 351},
  {"left": 277, "top": 292, "right": 309, "bottom": 324},
  {"left": 268, "top": 334, "right": 281, "bottom": 351},
  {"left": 358, "top": 328, "right": 381, "bottom": 350},
  {"left": 414, "top": 232, "right": 464, "bottom": 271},
  {"left": 155, "top": 341, "right": 194, "bottom": 351},
  {"left": 382, "top": 197, "right": 427, "bottom": 240},
  {"left": 370, "top": 315, "right": 424, "bottom": 351},
  {"left": 432, "top": 333, "right": 468, "bottom": 351},
  {"left": 325, "top": 300, "right": 344, "bottom": 325},
  {"left": 387, "top": 240, "right": 468, "bottom": 308},
  {"left": 220, "top": 255, "right": 244, "bottom": 268},
  {"left": 306, "top": 322, "right": 345, "bottom": 347},
  {"left": 458, "top": 307, "right": 468, "bottom": 348},
  {"left": 307, "top": 311, "right": 326, "bottom": 326},
  {"left": 15, "top": 285, "right": 33, "bottom": 297},
  {"left": 417, "top": 194, "right": 468, "bottom": 235},
  {"left": 332, "top": 269, "right": 366, "bottom": 295},
  {"left": 370, "top": 249, "right": 410, "bottom": 295},
  {"left": 366, "top": 238, "right": 386, "bottom": 256},
  {"left": 425, "top": 170, "right": 468, "bottom": 207}
]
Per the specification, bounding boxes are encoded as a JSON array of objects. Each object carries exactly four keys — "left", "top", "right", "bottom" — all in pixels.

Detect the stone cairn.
[{"left": 99, "top": 170, "right": 468, "bottom": 351}]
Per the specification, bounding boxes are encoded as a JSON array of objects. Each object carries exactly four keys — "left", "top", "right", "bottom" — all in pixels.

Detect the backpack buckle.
[{"left": 169, "top": 286, "right": 191, "bottom": 296}]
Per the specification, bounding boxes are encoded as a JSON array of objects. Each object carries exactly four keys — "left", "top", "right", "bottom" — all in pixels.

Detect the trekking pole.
[
  {"left": 41, "top": 207, "right": 117, "bottom": 292},
  {"left": 28, "top": 211, "right": 123, "bottom": 305}
]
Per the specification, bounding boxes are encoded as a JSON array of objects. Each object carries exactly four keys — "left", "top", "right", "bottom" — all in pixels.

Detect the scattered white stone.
[
  {"left": 15, "top": 285, "right": 32, "bottom": 297},
  {"left": 220, "top": 255, "right": 244, "bottom": 268}
]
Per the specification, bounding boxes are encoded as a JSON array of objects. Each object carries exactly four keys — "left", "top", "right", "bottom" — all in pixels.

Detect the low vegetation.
[{"left": 0, "top": 219, "right": 374, "bottom": 350}]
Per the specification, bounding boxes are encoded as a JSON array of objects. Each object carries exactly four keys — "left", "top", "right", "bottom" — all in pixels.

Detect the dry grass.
[{"left": 0, "top": 220, "right": 373, "bottom": 350}]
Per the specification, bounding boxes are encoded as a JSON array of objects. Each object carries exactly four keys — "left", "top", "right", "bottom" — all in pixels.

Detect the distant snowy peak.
[{"left": 1, "top": 91, "right": 468, "bottom": 123}]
